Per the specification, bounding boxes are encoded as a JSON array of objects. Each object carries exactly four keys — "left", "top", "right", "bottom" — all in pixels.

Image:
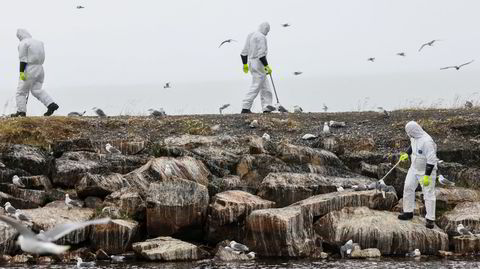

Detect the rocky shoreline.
[{"left": 1, "top": 109, "right": 480, "bottom": 264}]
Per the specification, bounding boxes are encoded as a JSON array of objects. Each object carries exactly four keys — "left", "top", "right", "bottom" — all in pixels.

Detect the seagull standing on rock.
[
  {"left": 148, "top": 108, "right": 166, "bottom": 117},
  {"left": 262, "top": 133, "right": 271, "bottom": 141},
  {"left": 92, "top": 107, "right": 107, "bottom": 117},
  {"left": 68, "top": 111, "right": 86, "bottom": 117},
  {"left": 457, "top": 224, "right": 474, "bottom": 236},
  {"left": 12, "top": 175, "right": 25, "bottom": 188},
  {"left": 4, "top": 202, "right": 17, "bottom": 215},
  {"left": 105, "top": 143, "right": 121, "bottom": 154},
  {"left": 229, "top": 241, "right": 249, "bottom": 252},
  {"left": 293, "top": 105, "right": 303, "bottom": 113},
  {"left": 224, "top": 246, "right": 241, "bottom": 255},
  {"left": 323, "top": 122, "right": 330, "bottom": 134},
  {"left": 76, "top": 257, "right": 95, "bottom": 268},
  {"left": 406, "top": 249, "right": 421, "bottom": 257},
  {"left": 65, "top": 194, "right": 84, "bottom": 209},
  {"left": 340, "top": 239, "right": 354, "bottom": 258}
]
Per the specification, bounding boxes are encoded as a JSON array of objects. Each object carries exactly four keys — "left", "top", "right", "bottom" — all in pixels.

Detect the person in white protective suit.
[
  {"left": 398, "top": 121, "right": 438, "bottom": 229},
  {"left": 11, "top": 29, "right": 59, "bottom": 117},
  {"left": 240, "top": 22, "right": 276, "bottom": 114}
]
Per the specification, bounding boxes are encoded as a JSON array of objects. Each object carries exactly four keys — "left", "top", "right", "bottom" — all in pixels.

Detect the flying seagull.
[
  {"left": 4, "top": 202, "right": 17, "bottom": 215},
  {"left": 229, "top": 241, "right": 249, "bottom": 252},
  {"left": 419, "top": 40, "right": 440, "bottom": 52},
  {"left": 281, "top": 23, "right": 291, "bottom": 27},
  {"left": 457, "top": 224, "right": 474, "bottom": 236},
  {"left": 322, "top": 104, "right": 328, "bottom": 112},
  {"left": 76, "top": 6, "right": 85, "bottom": 9},
  {"left": 148, "top": 108, "right": 166, "bottom": 117},
  {"left": 406, "top": 249, "right": 421, "bottom": 257},
  {"left": 0, "top": 215, "right": 110, "bottom": 255},
  {"left": 219, "top": 39, "right": 237, "bottom": 48},
  {"left": 92, "top": 107, "right": 107, "bottom": 117},
  {"left": 68, "top": 111, "right": 86, "bottom": 117},
  {"left": 293, "top": 72, "right": 303, "bottom": 76},
  {"left": 340, "top": 239, "right": 354, "bottom": 258},
  {"left": 76, "top": 257, "right": 95, "bottom": 268},
  {"left": 219, "top": 104, "right": 230, "bottom": 114},
  {"left": 12, "top": 175, "right": 25, "bottom": 188},
  {"left": 105, "top": 143, "right": 121, "bottom": 154},
  {"left": 65, "top": 194, "right": 84, "bottom": 209},
  {"left": 163, "top": 82, "right": 171, "bottom": 89},
  {"left": 396, "top": 52, "right": 406, "bottom": 57},
  {"left": 440, "top": 60, "right": 475, "bottom": 71},
  {"left": 367, "top": 57, "right": 375, "bottom": 62}
]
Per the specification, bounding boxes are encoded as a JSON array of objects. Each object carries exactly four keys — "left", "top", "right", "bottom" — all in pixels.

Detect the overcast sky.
[{"left": 1, "top": 0, "right": 479, "bottom": 116}]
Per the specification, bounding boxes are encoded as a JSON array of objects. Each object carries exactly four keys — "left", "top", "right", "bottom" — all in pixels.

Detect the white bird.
[
  {"left": 148, "top": 108, "right": 166, "bottom": 117},
  {"left": 92, "top": 107, "right": 107, "bottom": 117},
  {"left": 405, "top": 249, "right": 421, "bottom": 257},
  {"left": 457, "top": 224, "right": 474, "bottom": 236},
  {"left": 0, "top": 215, "right": 110, "bottom": 255},
  {"left": 14, "top": 210, "right": 31, "bottom": 222},
  {"left": 219, "top": 39, "right": 237, "bottom": 48},
  {"left": 337, "top": 186, "right": 344, "bottom": 192},
  {"left": 67, "top": 111, "right": 86, "bottom": 117},
  {"left": 323, "top": 122, "right": 330, "bottom": 134},
  {"left": 105, "top": 143, "right": 121, "bottom": 154},
  {"left": 246, "top": 252, "right": 256, "bottom": 259},
  {"left": 163, "top": 82, "right": 171, "bottom": 89},
  {"left": 329, "top": 121, "right": 346, "bottom": 128},
  {"left": 110, "top": 255, "right": 126, "bottom": 262},
  {"left": 293, "top": 72, "right": 303, "bottom": 76},
  {"left": 12, "top": 175, "right": 25, "bottom": 188},
  {"left": 224, "top": 246, "right": 241, "bottom": 255},
  {"left": 302, "top": 134, "right": 317, "bottom": 140},
  {"left": 438, "top": 175, "right": 455, "bottom": 186},
  {"left": 4, "top": 202, "right": 17, "bottom": 215},
  {"left": 441, "top": 60, "right": 475, "bottom": 71},
  {"left": 293, "top": 105, "right": 303, "bottom": 113},
  {"left": 262, "top": 133, "right": 271, "bottom": 141},
  {"left": 229, "top": 241, "right": 249, "bottom": 252},
  {"left": 0, "top": 161, "right": 5, "bottom": 168},
  {"left": 419, "top": 40, "right": 440, "bottom": 52},
  {"left": 76, "top": 257, "right": 96, "bottom": 268},
  {"left": 250, "top": 120, "right": 259, "bottom": 128},
  {"left": 340, "top": 239, "right": 353, "bottom": 258},
  {"left": 281, "top": 23, "right": 291, "bottom": 27},
  {"left": 219, "top": 104, "right": 230, "bottom": 114},
  {"left": 65, "top": 194, "right": 84, "bottom": 209}
]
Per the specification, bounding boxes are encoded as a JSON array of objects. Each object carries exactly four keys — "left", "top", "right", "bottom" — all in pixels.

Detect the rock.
[
  {"left": 312, "top": 137, "right": 345, "bottom": 156},
  {"left": 249, "top": 136, "right": 266, "bottom": 154},
  {"left": 36, "top": 256, "right": 55, "bottom": 264},
  {"left": 208, "top": 176, "right": 247, "bottom": 197},
  {"left": 392, "top": 198, "right": 426, "bottom": 216},
  {"left": 51, "top": 139, "right": 95, "bottom": 157},
  {"left": 15, "top": 175, "right": 52, "bottom": 190},
  {"left": 0, "top": 221, "right": 19, "bottom": 255},
  {"left": 350, "top": 248, "right": 381, "bottom": 259},
  {"left": 439, "top": 162, "right": 480, "bottom": 190},
  {"left": 206, "top": 190, "right": 275, "bottom": 243},
  {"left": 314, "top": 207, "right": 448, "bottom": 255},
  {"left": 438, "top": 202, "right": 480, "bottom": 236},
  {"left": 438, "top": 250, "right": 454, "bottom": 257},
  {"left": 94, "top": 140, "right": 146, "bottom": 155},
  {"left": 269, "top": 143, "right": 347, "bottom": 170},
  {"left": 10, "top": 254, "right": 34, "bottom": 264},
  {"left": 23, "top": 201, "right": 96, "bottom": 245},
  {"left": 245, "top": 206, "right": 315, "bottom": 257},
  {"left": 291, "top": 190, "right": 397, "bottom": 219},
  {"left": 360, "top": 162, "right": 378, "bottom": 179},
  {"left": 0, "top": 191, "right": 41, "bottom": 210},
  {"left": 452, "top": 235, "right": 480, "bottom": 254},
  {"left": 426, "top": 187, "right": 480, "bottom": 212},
  {"left": 132, "top": 237, "right": 208, "bottom": 261},
  {"left": 57, "top": 247, "right": 96, "bottom": 263},
  {"left": 0, "top": 144, "right": 50, "bottom": 176},
  {"left": 0, "top": 255, "right": 12, "bottom": 263},
  {"left": 104, "top": 188, "right": 146, "bottom": 220},
  {"left": 84, "top": 196, "right": 103, "bottom": 209},
  {"left": 146, "top": 179, "right": 209, "bottom": 236},
  {"left": 340, "top": 151, "right": 386, "bottom": 174},
  {"left": 0, "top": 184, "right": 48, "bottom": 207},
  {"left": 53, "top": 151, "right": 149, "bottom": 188},
  {"left": 258, "top": 173, "right": 375, "bottom": 207},
  {"left": 164, "top": 134, "right": 236, "bottom": 149},
  {"left": 214, "top": 246, "right": 252, "bottom": 261},
  {"left": 90, "top": 219, "right": 139, "bottom": 254},
  {"left": 190, "top": 147, "right": 241, "bottom": 178},
  {"left": 76, "top": 172, "right": 148, "bottom": 199},
  {"left": 0, "top": 167, "right": 30, "bottom": 184}
]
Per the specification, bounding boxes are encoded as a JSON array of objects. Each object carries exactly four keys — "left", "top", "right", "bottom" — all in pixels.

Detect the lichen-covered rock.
[
  {"left": 432, "top": 188, "right": 480, "bottom": 211},
  {"left": 104, "top": 188, "right": 146, "bottom": 220},
  {"left": 206, "top": 190, "right": 275, "bottom": 243},
  {"left": 164, "top": 134, "right": 236, "bottom": 148},
  {"left": 258, "top": 173, "right": 374, "bottom": 207},
  {"left": 452, "top": 235, "right": 480, "bottom": 254},
  {"left": 191, "top": 146, "right": 242, "bottom": 178},
  {"left": 270, "top": 143, "right": 346, "bottom": 169},
  {"left": 208, "top": 176, "right": 247, "bottom": 197},
  {"left": 90, "top": 219, "right": 139, "bottom": 254},
  {"left": 350, "top": 247, "right": 381, "bottom": 259},
  {"left": 76, "top": 172, "right": 148, "bottom": 199},
  {"left": 146, "top": 179, "right": 209, "bottom": 236},
  {"left": 314, "top": 207, "right": 448, "bottom": 255},
  {"left": 291, "top": 190, "right": 397, "bottom": 219},
  {"left": 245, "top": 206, "right": 315, "bottom": 257},
  {"left": 132, "top": 237, "right": 208, "bottom": 261},
  {"left": 0, "top": 221, "right": 18, "bottom": 255},
  {"left": 214, "top": 246, "right": 253, "bottom": 261},
  {"left": 438, "top": 202, "right": 480, "bottom": 236},
  {"left": 0, "top": 144, "right": 50, "bottom": 176},
  {"left": 0, "top": 184, "right": 48, "bottom": 207}
]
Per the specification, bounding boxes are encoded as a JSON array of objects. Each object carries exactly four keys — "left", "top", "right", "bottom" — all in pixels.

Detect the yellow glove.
[
  {"left": 422, "top": 175, "right": 430, "bottom": 187},
  {"left": 20, "top": 72, "right": 26, "bottom": 81},
  {"left": 243, "top": 64, "right": 249, "bottom": 74},
  {"left": 399, "top": 153, "right": 409, "bottom": 162},
  {"left": 264, "top": 65, "right": 272, "bottom": 75}
]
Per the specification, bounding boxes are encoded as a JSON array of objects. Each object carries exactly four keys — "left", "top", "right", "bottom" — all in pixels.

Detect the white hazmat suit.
[
  {"left": 241, "top": 22, "right": 273, "bottom": 112},
  {"left": 403, "top": 121, "right": 438, "bottom": 221},
  {"left": 16, "top": 29, "right": 55, "bottom": 113}
]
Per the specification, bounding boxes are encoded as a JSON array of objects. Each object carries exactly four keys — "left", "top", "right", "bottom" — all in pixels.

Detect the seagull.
[
  {"left": 293, "top": 105, "right": 303, "bottom": 113},
  {"left": 12, "top": 175, "right": 25, "bottom": 188},
  {"left": 438, "top": 175, "right": 455, "bottom": 186},
  {"left": 224, "top": 246, "right": 241, "bottom": 255},
  {"left": 440, "top": 60, "right": 475, "bottom": 71},
  {"left": 396, "top": 52, "right": 406, "bottom": 57},
  {"left": 0, "top": 215, "right": 110, "bottom": 255},
  {"left": 262, "top": 133, "right": 271, "bottom": 141},
  {"left": 302, "top": 134, "right": 317, "bottom": 140},
  {"left": 148, "top": 108, "right": 166, "bottom": 117},
  {"left": 246, "top": 252, "right": 256, "bottom": 259},
  {"left": 76, "top": 6, "right": 85, "bottom": 9},
  {"left": 457, "top": 224, "right": 474, "bottom": 236},
  {"left": 250, "top": 120, "right": 259, "bottom": 129},
  {"left": 68, "top": 111, "right": 86, "bottom": 117},
  {"left": 219, "top": 39, "right": 237, "bottom": 48},
  {"left": 105, "top": 143, "right": 121, "bottom": 154},
  {"left": 110, "top": 255, "right": 126, "bottom": 262},
  {"left": 323, "top": 122, "right": 330, "bottom": 134},
  {"left": 367, "top": 57, "right": 375, "bottom": 62},
  {"left": 76, "top": 257, "right": 95, "bottom": 268},
  {"left": 405, "top": 249, "right": 421, "bottom": 257},
  {"left": 14, "top": 210, "right": 31, "bottom": 222},
  {"left": 352, "top": 184, "right": 367, "bottom": 191},
  {"left": 163, "top": 82, "right": 171, "bottom": 89},
  {"left": 65, "top": 194, "right": 84, "bottom": 209},
  {"left": 340, "top": 239, "right": 353, "bottom": 258},
  {"left": 281, "top": 23, "right": 291, "bottom": 27},
  {"left": 293, "top": 72, "right": 303, "bottom": 76},
  {"left": 92, "top": 107, "right": 107, "bottom": 117},
  {"left": 277, "top": 105, "right": 289, "bottom": 113},
  {"left": 322, "top": 104, "right": 328, "bottom": 112},
  {"left": 0, "top": 161, "right": 5, "bottom": 168},
  {"left": 230, "top": 241, "right": 249, "bottom": 252},
  {"left": 465, "top": 101, "right": 473, "bottom": 109},
  {"left": 419, "top": 40, "right": 440, "bottom": 52},
  {"left": 4, "top": 202, "right": 17, "bottom": 215},
  {"left": 337, "top": 186, "right": 344, "bottom": 192},
  {"left": 219, "top": 104, "right": 230, "bottom": 114}
]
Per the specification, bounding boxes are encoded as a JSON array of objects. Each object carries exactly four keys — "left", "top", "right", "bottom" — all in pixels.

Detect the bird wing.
[
  {"left": 219, "top": 40, "right": 229, "bottom": 48},
  {"left": 440, "top": 66, "right": 456, "bottom": 70},
  {"left": 0, "top": 215, "right": 36, "bottom": 237},
  {"left": 418, "top": 44, "right": 427, "bottom": 52},
  {"left": 459, "top": 60, "right": 474, "bottom": 68},
  {"left": 39, "top": 218, "right": 111, "bottom": 242}
]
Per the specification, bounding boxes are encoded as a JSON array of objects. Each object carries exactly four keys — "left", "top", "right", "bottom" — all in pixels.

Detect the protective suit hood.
[
  {"left": 258, "top": 22, "right": 270, "bottom": 36},
  {"left": 17, "top": 29, "right": 32, "bottom": 41},
  {"left": 405, "top": 121, "right": 426, "bottom": 139}
]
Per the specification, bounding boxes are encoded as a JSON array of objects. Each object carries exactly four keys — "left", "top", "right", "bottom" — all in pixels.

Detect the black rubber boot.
[
  {"left": 10, "top": 112, "right": 26, "bottom": 118},
  {"left": 398, "top": 212, "right": 414, "bottom": 221},
  {"left": 241, "top": 109, "right": 252, "bottom": 114},
  {"left": 426, "top": 219, "right": 435, "bottom": 229},
  {"left": 44, "top": 103, "right": 59, "bottom": 116}
]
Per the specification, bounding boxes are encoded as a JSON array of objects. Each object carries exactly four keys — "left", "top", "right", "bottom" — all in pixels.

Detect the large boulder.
[
  {"left": 0, "top": 184, "right": 48, "bottom": 207},
  {"left": 132, "top": 237, "right": 208, "bottom": 261},
  {"left": 146, "top": 179, "right": 209, "bottom": 237},
  {"left": 0, "top": 145, "right": 50, "bottom": 175},
  {"left": 104, "top": 188, "right": 146, "bottom": 220},
  {"left": 208, "top": 176, "right": 247, "bottom": 197},
  {"left": 0, "top": 222, "right": 18, "bottom": 255},
  {"left": 51, "top": 139, "right": 95, "bottom": 157},
  {"left": 90, "top": 219, "right": 139, "bottom": 254},
  {"left": 422, "top": 187, "right": 480, "bottom": 212},
  {"left": 314, "top": 207, "right": 449, "bottom": 255},
  {"left": 438, "top": 202, "right": 480, "bottom": 236},
  {"left": 75, "top": 172, "right": 148, "bottom": 199},
  {"left": 53, "top": 151, "right": 149, "bottom": 188},
  {"left": 0, "top": 191, "right": 41, "bottom": 210},
  {"left": 340, "top": 151, "right": 386, "bottom": 173},
  {"left": 206, "top": 190, "right": 275, "bottom": 243},
  {"left": 245, "top": 206, "right": 315, "bottom": 257},
  {"left": 439, "top": 162, "right": 480, "bottom": 190},
  {"left": 452, "top": 236, "right": 480, "bottom": 254},
  {"left": 258, "top": 173, "right": 374, "bottom": 207},
  {"left": 0, "top": 167, "right": 30, "bottom": 184},
  {"left": 190, "top": 147, "right": 242, "bottom": 178},
  {"left": 268, "top": 143, "right": 346, "bottom": 169}
]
